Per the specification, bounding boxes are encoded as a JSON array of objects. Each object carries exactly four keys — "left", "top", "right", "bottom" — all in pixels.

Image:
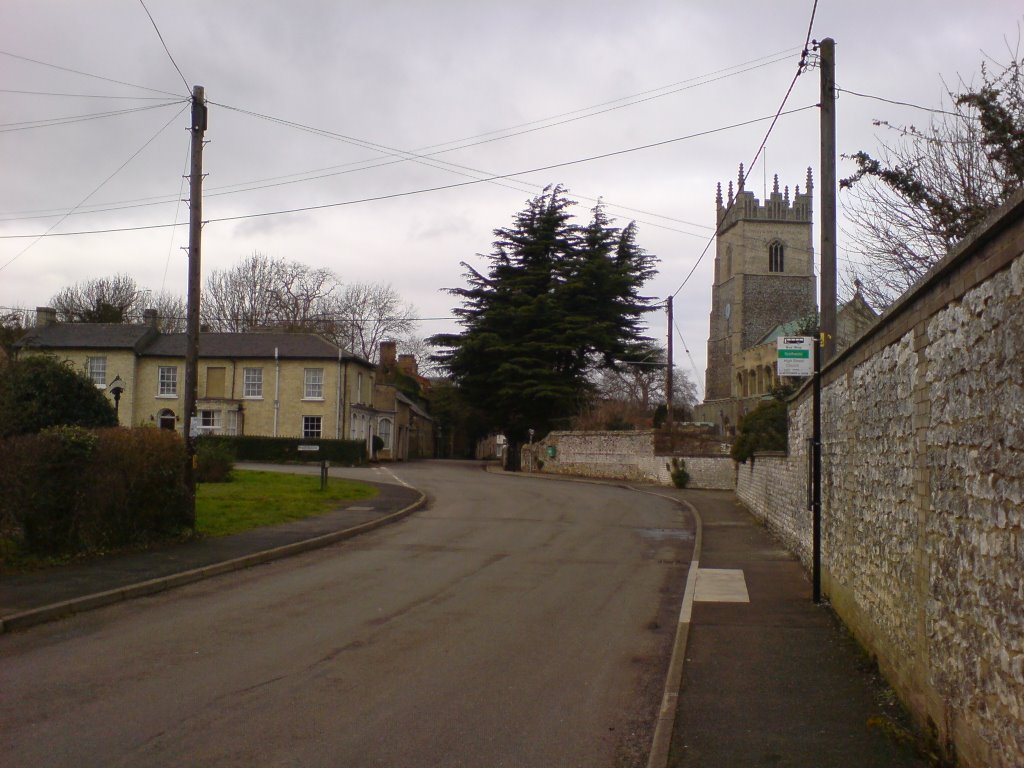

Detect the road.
[{"left": 0, "top": 461, "right": 692, "bottom": 768}]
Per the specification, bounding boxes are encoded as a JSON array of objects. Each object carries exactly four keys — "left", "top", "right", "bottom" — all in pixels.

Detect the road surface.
[{"left": 0, "top": 461, "right": 691, "bottom": 768}]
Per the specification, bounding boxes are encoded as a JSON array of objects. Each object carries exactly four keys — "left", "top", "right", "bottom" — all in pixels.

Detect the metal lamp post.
[{"left": 108, "top": 375, "right": 125, "bottom": 421}]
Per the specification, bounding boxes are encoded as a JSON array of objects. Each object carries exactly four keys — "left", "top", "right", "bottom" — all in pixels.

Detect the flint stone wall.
[
  {"left": 534, "top": 430, "right": 735, "bottom": 490},
  {"left": 736, "top": 191, "right": 1024, "bottom": 768}
]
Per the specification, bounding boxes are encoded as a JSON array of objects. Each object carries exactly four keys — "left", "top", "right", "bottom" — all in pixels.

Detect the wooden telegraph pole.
[
  {"left": 819, "top": 38, "right": 837, "bottom": 362},
  {"left": 183, "top": 85, "right": 206, "bottom": 528},
  {"left": 666, "top": 297, "right": 674, "bottom": 451}
]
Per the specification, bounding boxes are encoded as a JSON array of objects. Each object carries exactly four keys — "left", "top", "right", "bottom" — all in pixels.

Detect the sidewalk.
[
  {"left": 0, "top": 478, "right": 423, "bottom": 634},
  {"left": 662, "top": 488, "right": 930, "bottom": 768}
]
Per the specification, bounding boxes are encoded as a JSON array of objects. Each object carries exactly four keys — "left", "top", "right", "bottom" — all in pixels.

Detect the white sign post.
[{"left": 777, "top": 336, "right": 814, "bottom": 377}]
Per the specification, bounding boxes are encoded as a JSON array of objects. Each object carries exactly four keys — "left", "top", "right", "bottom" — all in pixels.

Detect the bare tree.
[
  {"left": 50, "top": 274, "right": 143, "bottom": 323},
  {"left": 841, "top": 49, "right": 1024, "bottom": 307},
  {"left": 331, "top": 282, "right": 416, "bottom": 362},
  {"left": 150, "top": 291, "right": 187, "bottom": 332},
  {"left": 202, "top": 252, "right": 286, "bottom": 331}
]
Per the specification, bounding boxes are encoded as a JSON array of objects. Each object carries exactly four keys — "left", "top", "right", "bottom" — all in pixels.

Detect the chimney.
[
  {"left": 143, "top": 308, "right": 160, "bottom": 331},
  {"left": 380, "top": 340, "right": 398, "bottom": 370},
  {"left": 35, "top": 307, "right": 57, "bottom": 327},
  {"left": 397, "top": 354, "right": 418, "bottom": 377}
]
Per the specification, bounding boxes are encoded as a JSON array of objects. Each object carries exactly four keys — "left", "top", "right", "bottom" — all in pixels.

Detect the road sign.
[{"left": 777, "top": 336, "right": 814, "bottom": 377}]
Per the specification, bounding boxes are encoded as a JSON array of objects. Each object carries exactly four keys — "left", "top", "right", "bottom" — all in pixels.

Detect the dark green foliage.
[
  {"left": 666, "top": 457, "right": 690, "bottom": 488},
  {"left": 200, "top": 435, "right": 367, "bottom": 465},
  {"left": 196, "top": 439, "right": 235, "bottom": 483},
  {"left": 430, "top": 186, "right": 658, "bottom": 465},
  {"left": 731, "top": 399, "right": 789, "bottom": 463},
  {"left": 0, "top": 427, "right": 188, "bottom": 557},
  {"left": 0, "top": 355, "right": 117, "bottom": 437}
]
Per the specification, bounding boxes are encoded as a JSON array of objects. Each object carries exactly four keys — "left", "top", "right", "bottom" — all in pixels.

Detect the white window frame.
[
  {"left": 378, "top": 417, "right": 393, "bottom": 450},
  {"left": 199, "top": 409, "right": 223, "bottom": 435},
  {"left": 303, "top": 415, "right": 322, "bottom": 439},
  {"left": 304, "top": 367, "right": 324, "bottom": 400},
  {"left": 243, "top": 367, "right": 263, "bottom": 398},
  {"left": 86, "top": 356, "right": 107, "bottom": 388},
  {"left": 158, "top": 366, "right": 178, "bottom": 397}
]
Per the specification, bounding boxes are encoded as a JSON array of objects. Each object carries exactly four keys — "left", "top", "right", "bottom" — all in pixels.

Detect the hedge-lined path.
[{"left": 0, "top": 466, "right": 423, "bottom": 633}]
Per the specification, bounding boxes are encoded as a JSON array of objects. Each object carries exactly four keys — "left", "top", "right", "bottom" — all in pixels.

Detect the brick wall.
[{"left": 735, "top": 191, "right": 1024, "bottom": 767}]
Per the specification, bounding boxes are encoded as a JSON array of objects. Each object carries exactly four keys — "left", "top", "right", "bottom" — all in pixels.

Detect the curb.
[
  {"left": 642, "top": 495, "right": 703, "bottom": 768},
  {"left": 0, "top": 491, "right": 426, "bottom": 635}
]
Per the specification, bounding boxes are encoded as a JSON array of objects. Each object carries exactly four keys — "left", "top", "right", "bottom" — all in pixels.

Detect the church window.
[{"left": 769, "top": 241, "right": 784, "bottom": 272}]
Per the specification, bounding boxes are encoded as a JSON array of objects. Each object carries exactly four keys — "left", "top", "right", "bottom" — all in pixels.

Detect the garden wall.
[
  {"left": 735, "top": 191, "right": 1024, "bottom": 767},
  {"left": 533, "top": 429, "right": 735, "bottom": 489}
]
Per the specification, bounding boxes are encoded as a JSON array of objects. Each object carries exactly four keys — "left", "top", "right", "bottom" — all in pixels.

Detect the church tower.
[{"left": 703, "top": 166, "right": 816, "bottom": 404}]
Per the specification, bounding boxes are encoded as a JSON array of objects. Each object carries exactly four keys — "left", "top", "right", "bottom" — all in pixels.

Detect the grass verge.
[{"left": 196, "top": 469, "right": 379, "bottom": 537}]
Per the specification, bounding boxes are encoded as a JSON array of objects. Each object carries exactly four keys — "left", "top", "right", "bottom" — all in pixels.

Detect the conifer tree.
[{"left": 431, "top": 186, "right": 658, "bottom": 469}]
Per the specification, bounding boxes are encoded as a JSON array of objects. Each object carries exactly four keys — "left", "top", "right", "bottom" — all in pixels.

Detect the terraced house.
[{"left": 16, "top": 307, "right": 379, "bottom": 446}]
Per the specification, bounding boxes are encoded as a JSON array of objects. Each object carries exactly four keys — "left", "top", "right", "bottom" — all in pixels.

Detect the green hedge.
[
  {"left": 200, "top": 435, "right": 367, "bottom": 465},
  {"left": 0, "top": 426, "right": 189, "bottom": 557}
]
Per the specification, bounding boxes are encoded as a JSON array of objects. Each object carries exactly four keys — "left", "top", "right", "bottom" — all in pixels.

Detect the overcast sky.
[{"left": 1, "top": 1, "right": 1020, "bottom": 393}]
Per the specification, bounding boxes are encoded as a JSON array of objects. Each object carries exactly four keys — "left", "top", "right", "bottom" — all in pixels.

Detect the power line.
[
  {"left": 0, "top": 104, "right": 817, "bottom": 240},
  {"left": 835, "top": 86, "right": 971, "bottom": 118},
  {"left": 0, "top": 100, "right": 187, "bottom": 133},
  {"left": 0, "top": 89, "right": 183, "bottom": 101},
  {"left": 0, "top": 49, "right": 184, "bottom": 98},
  {"left": 674, "top": 320, "right": 705, "bottom": 399},
  {"left": 138, "top": 0, "right": 190, "bottom": 95},
  {"left": 0, "top": 103, "right": 189, "bottom": 272},
  {"left": 670, "top": 3, "right": 820, "bottom": 299}
]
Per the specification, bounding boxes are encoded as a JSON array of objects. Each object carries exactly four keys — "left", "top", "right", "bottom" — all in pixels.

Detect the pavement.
[
  {"left": 0, "top": 470, "right": 424, "bottom": 634},
  {"left": 1, "top": 463, "right": 933, "bottom": 767}
]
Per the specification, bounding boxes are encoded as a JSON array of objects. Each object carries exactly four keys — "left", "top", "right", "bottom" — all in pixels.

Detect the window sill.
[
  {"left": 243, "top": 396, "right": 264, "bottom": 400},
  {"left": 302, "top": 397, "right": 325, "bottom": 402},
  {"left": 156, "top": 394, "right": 179, "bottom": 399}
]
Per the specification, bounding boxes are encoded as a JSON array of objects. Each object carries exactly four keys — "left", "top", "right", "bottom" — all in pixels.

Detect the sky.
[{"left": 1, "top": 1, "right": 1020, "bottom": 396}]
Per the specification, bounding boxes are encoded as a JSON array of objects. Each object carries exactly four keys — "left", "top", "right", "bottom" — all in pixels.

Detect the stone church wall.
[{"left": 735, "top": 191, "right": 1024, "bottom": 768}]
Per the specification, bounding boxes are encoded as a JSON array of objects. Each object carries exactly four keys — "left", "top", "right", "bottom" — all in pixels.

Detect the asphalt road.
[{"left": 0, "top": 461, "right": 692, "bottom": 768}]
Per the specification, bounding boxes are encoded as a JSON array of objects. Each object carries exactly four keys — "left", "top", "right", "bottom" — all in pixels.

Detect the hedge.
[
  {"left": 199, "top": 435, "right": 367, "bottom": 465},
  {"left": 0, "top": 426, "right": 189, "bottom": 557}
]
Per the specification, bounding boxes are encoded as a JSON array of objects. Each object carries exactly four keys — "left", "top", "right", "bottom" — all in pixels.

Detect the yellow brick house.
[{"left": 16, "top": 308, "right": 376, "bottom": 444}]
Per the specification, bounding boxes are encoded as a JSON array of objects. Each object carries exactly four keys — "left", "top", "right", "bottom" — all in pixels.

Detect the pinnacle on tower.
[
  {"left": 806, "top": 167, "right": 814, "bottom": 193},
  {"left": 716, "top": 182, "right": 723, "bottom": 207},
  {"left": 737, "top": 164, "right": 745, "bottom": 192},
  {"left": 773, "top": 174, "right": 780, "bottom": 194},
  {"left": 727, "top": 180, "right": 734, "bottom": 205},
  {"left": 785, "top": 185, "right": 790, "bottom": 204}
]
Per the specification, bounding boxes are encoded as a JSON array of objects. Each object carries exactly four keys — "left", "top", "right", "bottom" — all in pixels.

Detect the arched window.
[
  {"left": 157, "top": 408, "right": 176, "bottom": 430},
  {"left": 769, "top": 241, "right": 784, "bottom": 272},
  {"left": 378, "top": 417, "right": 393, "bottom": 450},
  {"left": 726, "top": 245, "right": 733, "bottom": 278}
]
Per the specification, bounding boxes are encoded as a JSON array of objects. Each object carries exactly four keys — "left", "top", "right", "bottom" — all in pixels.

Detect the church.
[{"left": 693, "top": 166, "right": 876, "bottom": 433}]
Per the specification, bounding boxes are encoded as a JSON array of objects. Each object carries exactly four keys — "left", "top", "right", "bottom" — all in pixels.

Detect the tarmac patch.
[{"left": 694, "top": 568, "right": 749, "bottom": 603}]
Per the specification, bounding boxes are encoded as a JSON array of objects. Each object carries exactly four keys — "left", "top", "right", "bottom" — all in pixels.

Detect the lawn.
[{"left": 196, "top": 469, "right": 379, "bottom": 537}]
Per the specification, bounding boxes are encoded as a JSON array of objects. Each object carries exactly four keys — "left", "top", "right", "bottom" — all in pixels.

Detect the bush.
[
  {"left": 201, "top": 435, "right": 367, "bottom": 465},
  {"left": 196, "top": 439, "right": 235, "bottom": 483},
  {"left": 666, "top": 457, "right": 690, "bottom": 488},
  {"left": 0, "top": 355, "right": 117, "bottom": 437},
  {"left": 0, "top": 427, "right": 188, "bottom": 558},
  {"left": 731, "top": 399, "right": 788, "bottom": 463}
]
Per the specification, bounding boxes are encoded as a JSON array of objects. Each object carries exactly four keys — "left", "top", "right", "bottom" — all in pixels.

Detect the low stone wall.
[
  {"left": 735, "top": 192, "right": 1024, "bottom": 767},
  {"left": 533, "top": 430, "right": 735, "bottom": 489}
]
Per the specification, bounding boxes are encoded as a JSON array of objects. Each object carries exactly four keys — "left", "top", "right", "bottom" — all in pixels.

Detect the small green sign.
[{"left": 778, "top": 350, "right": 810, "bottom": 359}]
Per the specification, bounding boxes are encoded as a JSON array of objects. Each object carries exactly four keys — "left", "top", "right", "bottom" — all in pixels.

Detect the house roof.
[
  {"left": 15, "top": 323, "right": 156, "bottom": 352},
  {"left": 396, "top": 390, "right": 433, "bottom": 421},
  {"left": 146, "top": 332, "right": 355, "bottom": 361},
  {"left": 15, "top": 323, "right": 374, "bottom": 367}
]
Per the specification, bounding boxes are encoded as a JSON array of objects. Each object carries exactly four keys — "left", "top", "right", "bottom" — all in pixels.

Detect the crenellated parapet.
[{"left": 716, "top": 164, "right": 813, "bottom": 228}]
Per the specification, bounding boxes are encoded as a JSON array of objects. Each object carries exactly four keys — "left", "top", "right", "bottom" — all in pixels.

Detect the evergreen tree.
[{"left": 431, "top": 186, "right": 658, "bottom": 469}]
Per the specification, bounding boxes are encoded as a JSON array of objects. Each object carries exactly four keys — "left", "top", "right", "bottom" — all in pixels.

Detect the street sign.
[
  {"left": 297, "top": 445, "right": 320, "bottom": 452},
  {"left": 777, "top": 336, "right": 814, "bottom": 377}
]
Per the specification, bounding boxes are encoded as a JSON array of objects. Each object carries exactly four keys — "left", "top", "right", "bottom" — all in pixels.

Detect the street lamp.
[{"left": 108, "top": 375, "right": 125, "bottom": 420}]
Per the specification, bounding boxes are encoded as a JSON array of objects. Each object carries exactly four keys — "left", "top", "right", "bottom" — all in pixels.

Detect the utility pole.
[
  {"left": 819, "top": 37, "right": 837, "bottom": 362},
  {"left": 666, "top": 297, "right": 674, "bottom": 450},
  {"left": 811, "top": 38, "right": 836, "bottom": 603},
  {"left": 183, "top": 84, "right": 206, "bottom": 528}
]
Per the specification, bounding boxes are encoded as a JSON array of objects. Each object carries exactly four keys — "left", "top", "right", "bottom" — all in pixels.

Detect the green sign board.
[{"left": 777, "top": 336, "right": 814, "bottom": 376}]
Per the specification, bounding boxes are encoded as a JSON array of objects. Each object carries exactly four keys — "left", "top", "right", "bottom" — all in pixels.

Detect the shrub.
[
  {"left": 201, "top": 435, "right": 367, "bottom": 465},
  {"left": 0, "top": 427, "right": 188, "bottom": 558},
  {"left": 666, "top": 457, "right": 690, "bottom": 488},
  {"left": 0, "top": 355, "right": 117, "bottom": 437},
  {"left": 196, "top": 439, "right": 235, "bottom": 483},
  {"left": 731, "top": 399, "right": 788, "bottom": 463}
]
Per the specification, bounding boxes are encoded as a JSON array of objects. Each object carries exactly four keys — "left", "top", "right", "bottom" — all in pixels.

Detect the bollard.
[{"left": 320, "top": 460, "right": 329, "bottom": 490}]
